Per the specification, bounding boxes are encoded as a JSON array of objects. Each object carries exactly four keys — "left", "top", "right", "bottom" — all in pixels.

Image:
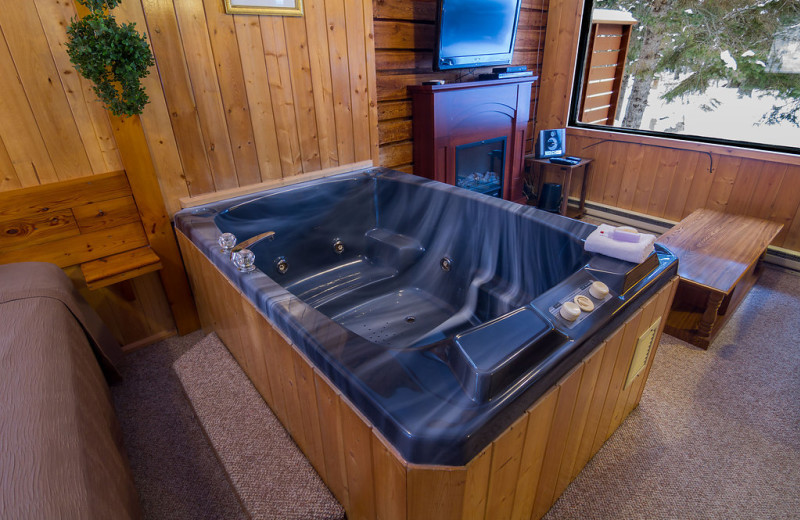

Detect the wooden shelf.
[{"left": 81, "top": 246, "right": 163, "bottom": 290}]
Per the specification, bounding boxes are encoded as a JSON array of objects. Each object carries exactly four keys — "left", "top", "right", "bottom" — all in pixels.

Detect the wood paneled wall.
[
  {"left": 374, "top": 0, "right": 548, "bottom": 173},
  {"left": 536, "top": 0, "right": 800, "bottom": 254},
  {"left": 566, "top": 130, "right": 800, "bottom": 251},
  {"left": 113, "top": 0, "right": 379, "bottom": 214},
  {"left": 0, "top": 0, "right": 123, "bottom": 191}
]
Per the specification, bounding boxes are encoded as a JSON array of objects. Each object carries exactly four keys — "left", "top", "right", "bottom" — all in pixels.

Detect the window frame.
[{"left": 568, "top": 1, "right": 800, "bottom": 157}]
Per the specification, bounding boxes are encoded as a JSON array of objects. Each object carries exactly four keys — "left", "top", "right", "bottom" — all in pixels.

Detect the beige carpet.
[{"left": 113, "top": 265, "right": 800, "bottom": 519}]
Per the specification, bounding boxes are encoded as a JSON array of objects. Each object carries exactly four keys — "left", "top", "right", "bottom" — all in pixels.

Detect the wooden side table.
[
  {"left": 524, "top": 156, "right": 593, "bottom": 218},
  {"left": 656, "top": 209, "right": 783, "bottom": 349}
]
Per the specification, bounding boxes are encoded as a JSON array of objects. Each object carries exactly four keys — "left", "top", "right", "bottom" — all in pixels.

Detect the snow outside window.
[{"left": 572, "top": 1, "right": 800, "bottom": 152}]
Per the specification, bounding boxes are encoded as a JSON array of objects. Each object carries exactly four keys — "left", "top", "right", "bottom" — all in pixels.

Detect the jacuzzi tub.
[{"left": 175, "top": 167, "right": 677, "bottom": 466}]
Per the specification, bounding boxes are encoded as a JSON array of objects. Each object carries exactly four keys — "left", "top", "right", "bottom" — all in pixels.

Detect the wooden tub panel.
[
  {"left": 313, "top": 370, "right": 351, "bottom": 511},
  {"left": 291, "top": 349, "right": 328, "bottom": 478},
  {"left": 177, "top": 232, "right": 678, "bottom": 520},
  {"left": 554, "top": 345, "right": 605, "bottom": 498},
  {"left": 510, "top": 386, "right": 560, "bottom": 520},
  {"left": 461, "top": 443, "right": 493, "bottom": 520},
  {"left": 629, "top": 278, "right": 680, "bottom": 411},
  {"left": 485, "top": 413, "right": 529, "bottom": 519},
  {"left": 372, "top": 433, "right": 408, "bottom": 520},
  {"left": 530, "top": 363, "right": 585, "bottom": 519}
]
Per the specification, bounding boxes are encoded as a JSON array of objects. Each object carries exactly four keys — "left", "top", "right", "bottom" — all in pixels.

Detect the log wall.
[
  {"left": 179, "top": 230, "right": 679, "bottom": 520},
  {"left": 374, "top": 0, "right": 549, "bottom": 173}
]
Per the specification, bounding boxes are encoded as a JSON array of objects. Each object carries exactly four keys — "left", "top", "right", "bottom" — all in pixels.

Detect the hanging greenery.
[{"left": 66, "top": 0, "right": 155, "bottom": 117}]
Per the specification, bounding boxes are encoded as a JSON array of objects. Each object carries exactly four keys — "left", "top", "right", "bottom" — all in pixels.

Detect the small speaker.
[
  {"left": 535, "top": 129, "right": 566, "bottom": 159},
  {"left": 538, "top": 183, "right": 563, "bottom": 212}
]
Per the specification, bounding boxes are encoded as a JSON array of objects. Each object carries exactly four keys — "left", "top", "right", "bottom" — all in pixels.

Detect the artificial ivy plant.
[{"left": 66, "top": 0, "right": 155, "bottom": 117}]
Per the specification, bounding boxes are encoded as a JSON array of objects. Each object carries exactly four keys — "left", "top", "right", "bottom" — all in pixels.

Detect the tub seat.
[{"left": 173, "top": 333, "right": 345, "bottom": 520}]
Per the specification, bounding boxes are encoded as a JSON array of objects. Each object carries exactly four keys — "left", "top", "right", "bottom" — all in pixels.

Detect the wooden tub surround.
[{"left": 178, "top": 230, "right": 678, "bottom": 520}]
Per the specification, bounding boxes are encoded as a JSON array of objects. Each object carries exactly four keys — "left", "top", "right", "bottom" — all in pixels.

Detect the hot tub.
[{"left": 175, "top": 167, "right": 677, "bottom": 468}]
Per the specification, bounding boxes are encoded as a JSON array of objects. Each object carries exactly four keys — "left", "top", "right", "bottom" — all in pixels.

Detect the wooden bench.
[{"left": 656, "top": 209, "right": 783, "bottom": 349}]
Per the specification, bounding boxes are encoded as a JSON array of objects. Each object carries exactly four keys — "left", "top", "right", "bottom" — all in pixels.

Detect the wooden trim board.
[
  {"left": 81, "top": 246, "right": 163, "bottom": 290},
  {"left": 109, "top": 114, "right": 199, "bottom": 334},
  {"left": 178, "top": 160, "right": 374, "bottom": 209}
]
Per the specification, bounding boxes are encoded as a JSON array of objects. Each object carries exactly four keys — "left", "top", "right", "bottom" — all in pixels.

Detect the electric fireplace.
[
  {"left": 410, "top": 77, "right": 536, "bottom": 202},
  {"left": 455, "top": 137, "right": 506, "bottom": 197}
]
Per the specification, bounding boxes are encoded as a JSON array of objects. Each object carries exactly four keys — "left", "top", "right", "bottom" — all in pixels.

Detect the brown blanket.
[
  {"left": 0, "top": 262, "right": 123, "bottom": 377},
  {"left": 0, "top": 262, "right": 140, "bottom": 518}
]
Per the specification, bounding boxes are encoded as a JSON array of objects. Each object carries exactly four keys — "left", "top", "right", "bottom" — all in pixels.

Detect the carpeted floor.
[
  {"left": 111, "top": 265, "right": 800, "bottom": 519},
  {"left": 110, "top": 332, "right": 247, "bottom": 520}
]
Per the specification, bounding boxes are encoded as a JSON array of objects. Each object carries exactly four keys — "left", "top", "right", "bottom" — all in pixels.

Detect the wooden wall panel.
[
  {"left": 374, "top": 0, "right": 548, "bottom": 171},
  {"left": 33, "top": 0, "right": 123, "bottom": 174},
  {"left": 0, "top": 3, "right": 92, "bottom": 180},
  {"left": 0, "top": 28, "right": 62, "bottom": 187},
  {"left": 567, "top": 130, "right": 800, "bottom": 252},
  {"left": 0, "top": 0, "right": 378, "bottom": 213},
  {"left": 173, "top": 0, "right": 239, "bottom": 191},
  {"left": 127, "top": 0, "right": 379, "bottom": 213}
]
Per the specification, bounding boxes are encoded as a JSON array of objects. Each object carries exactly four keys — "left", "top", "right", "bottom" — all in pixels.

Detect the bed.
[{"left": 0, "top": 262, "right": 140, "bottom": 518}]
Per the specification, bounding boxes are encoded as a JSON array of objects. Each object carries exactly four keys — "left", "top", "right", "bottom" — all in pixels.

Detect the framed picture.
[{"left": 223, "top": 0, "right": 303, "bottom": 16}]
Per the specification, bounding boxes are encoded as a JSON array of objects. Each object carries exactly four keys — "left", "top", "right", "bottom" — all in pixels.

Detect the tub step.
[
  {"left": 173, "top": 333, "right": 345, "bottom": 520},
  {"left": 364, "top": 227, "right": 425, "bottom": 270}
]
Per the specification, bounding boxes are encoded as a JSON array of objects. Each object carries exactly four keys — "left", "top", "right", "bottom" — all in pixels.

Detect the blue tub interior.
[{"left": 175, "top": 168, "right": 678, "bottom": 465}]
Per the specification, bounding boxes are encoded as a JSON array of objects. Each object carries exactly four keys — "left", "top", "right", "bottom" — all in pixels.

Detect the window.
[{"left": 571, "top": 1, "right": 800, "bottom": 153}]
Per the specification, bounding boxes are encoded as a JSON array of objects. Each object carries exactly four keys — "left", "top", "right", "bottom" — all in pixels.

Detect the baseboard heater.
[{"left": 570, "top": 198, "right": 800, "bottom": 273}]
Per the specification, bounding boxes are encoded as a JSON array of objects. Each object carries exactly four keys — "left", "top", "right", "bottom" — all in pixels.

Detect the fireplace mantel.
[{"left": 410, "top": 77, "right": 537, "bottom": 202}]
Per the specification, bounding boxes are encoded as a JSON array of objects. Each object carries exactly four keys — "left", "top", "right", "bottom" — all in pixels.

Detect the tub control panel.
[{"left": 548, "top": 280, "right": 612, "bottom": 328}]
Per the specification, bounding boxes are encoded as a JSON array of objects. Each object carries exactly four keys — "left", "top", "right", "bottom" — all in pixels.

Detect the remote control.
[
  {"left": 566, "top": 156, "right": 582, "bottom": 162},
  {"left": 549, "top": 157, "right": 577, "bottom": 165}
]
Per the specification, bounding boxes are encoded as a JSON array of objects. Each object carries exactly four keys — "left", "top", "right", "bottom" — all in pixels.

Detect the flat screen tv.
[{"left": 434, "top": 0, "right": 523, "bottom": 71}]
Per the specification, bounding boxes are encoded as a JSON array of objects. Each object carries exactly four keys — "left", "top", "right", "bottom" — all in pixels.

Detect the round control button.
[
  {"left": 589, "top": 281, "right": 609, "bottom": 300},
  {"left": 574, "top": 294, "right": 595, "bottom": 312},
  {"left": 560, "top": 301, "right": 581, "bottom": 321}
]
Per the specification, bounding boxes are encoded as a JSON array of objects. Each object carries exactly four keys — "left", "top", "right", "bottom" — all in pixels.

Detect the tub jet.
[{"left": 275, "top": 257, "right": 289, "bottom": 274}]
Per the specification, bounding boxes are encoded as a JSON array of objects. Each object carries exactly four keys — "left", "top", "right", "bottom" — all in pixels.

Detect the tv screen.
[{"left": 434, "top": 0, "right": 523, "bottom": 71}]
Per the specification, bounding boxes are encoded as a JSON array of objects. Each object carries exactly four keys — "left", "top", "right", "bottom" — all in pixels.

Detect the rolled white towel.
[{"left": 584, "top": 224, "right": 656, "bottom": 264}]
